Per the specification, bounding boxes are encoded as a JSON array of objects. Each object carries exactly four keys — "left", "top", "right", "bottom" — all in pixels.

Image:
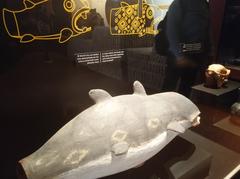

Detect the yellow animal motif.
[
  {"left": 2, "top": 0, "right": 92, "bottom": 43},
  {"left": 110, "top": 0, "right": 169, "bottom": 37}
]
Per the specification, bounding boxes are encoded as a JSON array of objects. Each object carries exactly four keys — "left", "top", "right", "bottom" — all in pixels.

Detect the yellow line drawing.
[
  {"left": 110, "top": 0, "right": 169, "bottom": 37},
  {"left": 2, "top": 0, "right": 92, "bottom": 43}
]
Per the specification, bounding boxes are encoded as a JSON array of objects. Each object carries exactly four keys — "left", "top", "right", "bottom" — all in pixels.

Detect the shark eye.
[{"left": 64, "top": 0, "right": 76, "bottom": 13}]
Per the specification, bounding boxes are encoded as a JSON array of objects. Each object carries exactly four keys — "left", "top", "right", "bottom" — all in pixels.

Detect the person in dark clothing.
[{"left": 162, "top": 0, "right": 211, "bottom": 97}]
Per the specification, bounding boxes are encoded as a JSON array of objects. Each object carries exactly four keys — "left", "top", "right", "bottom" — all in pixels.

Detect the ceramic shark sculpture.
[{"left": 19, "top": 81, "right": 200, "bottom": 179}]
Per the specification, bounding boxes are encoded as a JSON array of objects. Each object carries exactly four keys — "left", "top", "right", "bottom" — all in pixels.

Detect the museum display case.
[{"left": 0, "top": 1, "right": 239, "bottom": 179}]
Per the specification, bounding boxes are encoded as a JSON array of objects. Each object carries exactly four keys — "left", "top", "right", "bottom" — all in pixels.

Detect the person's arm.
[{"left": 166, "top": 0, "right": 183, "bottom": 58}]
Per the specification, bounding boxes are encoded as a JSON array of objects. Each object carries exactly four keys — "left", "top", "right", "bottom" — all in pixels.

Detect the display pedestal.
[
  {"left": 191, "top": 80, "right": 240, "bottom": 107},
  {"left": 102, "top": 136, "right": 212, "bottom": 179},
  {"left": 230, "top": 115, "right": 240, "bottom": 127},
  {"left": 191, "top": 81, "right": 240, "bottom": 124}
]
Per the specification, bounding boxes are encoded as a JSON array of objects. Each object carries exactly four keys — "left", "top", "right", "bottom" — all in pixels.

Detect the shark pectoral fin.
[
  {"left": 23, "top": 0, "right": 36, "bottom": 9},
  {"left": 112, "top": 141, "right": 129, "bottom": 156},
  {"left": 89, "top": 89, "right": 112, "bottom": 104},
  {"left": 59, "top": 28, "right": 73, "bottom": 43},
  {"left": 133, "top": 81, "right": 147, "bottom": 96},
  {"left": 167, "top": 121, "right": 185, "bottom": 133},
  {"left": 20, "top": 34, "right": 35, "bottom": 43}
]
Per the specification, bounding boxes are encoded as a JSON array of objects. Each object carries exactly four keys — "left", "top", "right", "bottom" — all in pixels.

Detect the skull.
[{"left": 204, "top": 64, "right": 231, "bottom": 88}]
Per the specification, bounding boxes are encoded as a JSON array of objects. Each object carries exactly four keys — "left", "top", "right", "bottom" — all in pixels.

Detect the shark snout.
[
  {"left": 173, "top": 115, "right": 200, "bottom": 133},
  {"left": 190, "top": 116, "right": 200, "bottom": 127}
]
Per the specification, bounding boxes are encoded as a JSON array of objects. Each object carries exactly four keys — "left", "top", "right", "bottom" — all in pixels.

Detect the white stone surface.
[{"left": 20, "top": 81, "right": 200, "bottom": 179}]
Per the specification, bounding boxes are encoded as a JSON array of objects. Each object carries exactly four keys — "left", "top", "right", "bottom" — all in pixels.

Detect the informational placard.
[
  {"left": 1, "top": 0, "right": 173, "bottom": 64},
  {"left": 1, "top": 0, "right": 173, "bottom": 91},
  {"left": 75, "top": 49, "right": 125, "bottom": 64}
]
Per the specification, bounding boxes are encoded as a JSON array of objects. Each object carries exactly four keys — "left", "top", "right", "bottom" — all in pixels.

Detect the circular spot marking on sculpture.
[
  {"left": 35, "top": 151, "right": 59, "bottom": 167},
  {"left": 45, "top": 154, "right": 60, "bottom": 167},
  {"left": 112, "top": 130, "right": 128, "bottom": 142},
  {"left": 63, "top": 149, "right": 88, "bottom": 165},
  {"left": 36, "top": 159, "right": 43, "bottom": 166},
  {"left": 148, "top": 118, "right": 160, "bottom": 129}
]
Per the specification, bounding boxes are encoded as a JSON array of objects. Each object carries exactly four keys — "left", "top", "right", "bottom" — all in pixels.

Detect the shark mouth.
[
  {"left": 168, "top": 115, "right": 201, "bottom": 134},
  {"left": 190, "top": 116, "right": 201, "bottom": 127},
  {"left": 72, "top": 8, "right": 92, "bottom": 34},
  {"left": 76, "top": 26, "right": 92, "bottom": 33}
]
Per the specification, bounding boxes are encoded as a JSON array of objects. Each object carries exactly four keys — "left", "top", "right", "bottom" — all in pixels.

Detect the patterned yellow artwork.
[
  {"left": 2, "top": 0, "right": 92, "bottom": 43},
  {"left": 110, "top": 0, "right": 169, "bottom": 37}
]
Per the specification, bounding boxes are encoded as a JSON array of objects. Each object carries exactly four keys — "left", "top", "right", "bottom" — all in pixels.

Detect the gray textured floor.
[{"left": 181, "top": 130, "right": 240, "bottom": 179}]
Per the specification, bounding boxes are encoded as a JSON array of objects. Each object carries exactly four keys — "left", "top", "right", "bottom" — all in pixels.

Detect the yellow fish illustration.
[
  {"left": 2, "top": 0, "right": 92, "bottom": 43},
  {"left": 110, "top": 0, "right": 169, "bottom": 37}
]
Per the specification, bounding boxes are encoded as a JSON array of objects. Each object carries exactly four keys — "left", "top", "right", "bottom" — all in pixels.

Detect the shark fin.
[
  {"left": 133, "top": 81, "right": 147, "bottom": 96},
  {"left": 167, "top": 121, "right": 185, "bottom": 133},
  {"left": 59, "top": 28, "right": 73, "bottom": 43},
  {"left": 112, "top": 141, "right": 129, "bottom": 156},
  {"left": 20, "top": 34, "right": 34, "bottom": 43},
  {"left": 89, "top": 89, "right": 112, "bottom": 104},
  {"left": 23, "top": 0, "right": 36, "bottom": 9}
]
